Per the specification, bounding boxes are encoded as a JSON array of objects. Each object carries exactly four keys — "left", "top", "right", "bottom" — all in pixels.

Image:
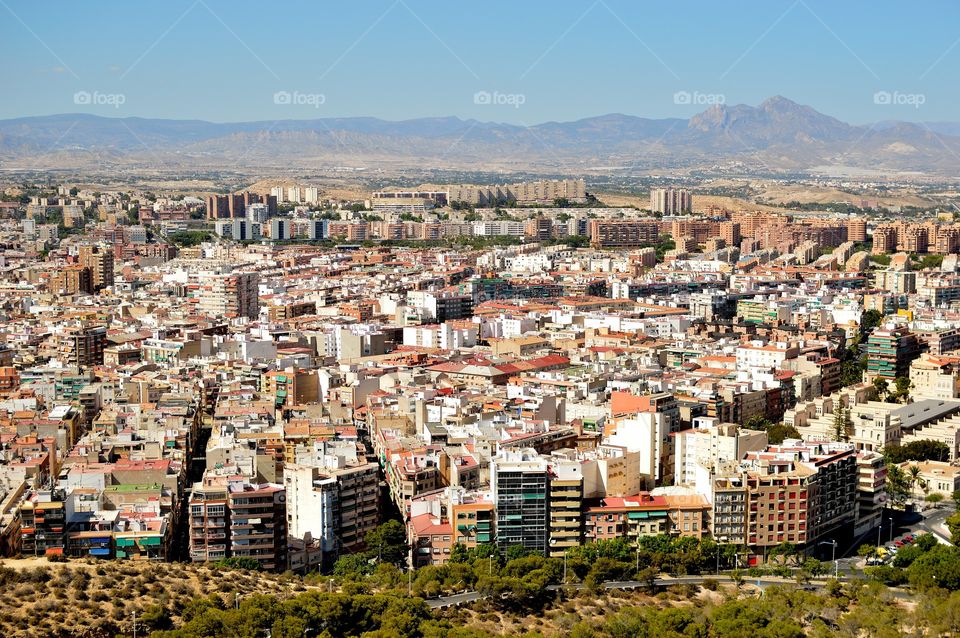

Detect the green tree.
[
  {"left": 858, "top": 544, "right": 877, "bottom": 559},
  {"left": 872, "top": 377, "right": 889, "bottom": 401},
  {"left": 333, "top": 553, "right": 373, "bottom": 578},
  {"left": 890, "top": 376, "right": 912, "bottom": 404},
  {"left": 946, "top": 512, "right": 960, "bottom": 544},
  {"left": 214, "top": 556, "right": 262, "bottom": 571},
  {"left": 743, "top": 415, "right": 773, "bottom": 432},
  {"left": 885, "top": 463, "right": 911, "bottom": 506},
  {"left": 832, "top": 402, "right": 853, "bottom": 442},
  {"left": 885, "top": 439, "right": 950, "bottom": 463},
  {"left": 862, "top": 309, "right": 884, "bottom": 332},
  {"left": 365, "top": 520, "right": 409, "bottom": 566},
  {"left": 766, "top": 423, "right": 801, "bottom": 444}
]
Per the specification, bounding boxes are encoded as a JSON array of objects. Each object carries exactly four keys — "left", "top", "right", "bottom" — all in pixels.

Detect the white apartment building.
[
  {"left": 473, "top": 220, "right": 525, "bottom": 237},
  {"left": 735, "top": 341, "right": 800, "bottom": 372},
  {"left": 284, "top": 464, "right": 337, "bottom": 549},
  {"left": 673, "top": 418, "right": 768, "bottom": 486}
]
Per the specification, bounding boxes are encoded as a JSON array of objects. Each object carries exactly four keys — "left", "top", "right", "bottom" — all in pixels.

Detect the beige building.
[
  {"left": 910, "top": 354, "right": 960, "bottom": 400},
  {"left": 900, "top": 461, "right": 960, "bottom": 499}
]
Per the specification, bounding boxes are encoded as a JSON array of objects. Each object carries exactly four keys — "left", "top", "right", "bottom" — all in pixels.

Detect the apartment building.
[
  {"left": 673, "top": 418, "right": 768, "bottom": 486},
  {"left": 197, "top": 272, "right": 260, "bottom": 320},
  {"left": 228, "top": 483, "right": 286, "bottom": 571},
  {"left": 589, "top": 220, "right": 660, "bottom": 248},
  {"left": 910, "top": 354, "right": 960, "bottom": 399},
  {"left": 58, "top": 325, "right": 107, "bottom": 369},
  {"left": 650, "top": 188, "right": 692, "bottom": 214},
  {"left": 866, "top": 326, "right": 920, "bottom": 379},
  {"left": 547, "top": 461, "right": 583, "bottom": 557},
  {"left": 584, "top": 493, "right": 670, "bottom": 541},
  {"left": 491, "top": 449, "right": 549, "bottom": 553},
  {"left": 20, "top": 491, "right": 66, "bottom": 557},
  {"left": 188, "top": 481, "right": 230, "bottom": 562}
]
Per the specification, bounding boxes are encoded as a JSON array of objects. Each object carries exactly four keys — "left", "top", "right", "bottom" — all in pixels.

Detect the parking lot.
[{"left": 865, "top": 530, "right": 927, "bottom": 565}]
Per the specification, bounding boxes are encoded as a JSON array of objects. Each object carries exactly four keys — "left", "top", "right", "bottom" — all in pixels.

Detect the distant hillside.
[{"left": 3, "top": 97, "right": 960, "bottom": 175}]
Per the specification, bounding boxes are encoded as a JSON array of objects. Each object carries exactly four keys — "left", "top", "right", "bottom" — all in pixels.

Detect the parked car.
[{"left": 894, "top": 540, "right": 904, "bottom": 547}]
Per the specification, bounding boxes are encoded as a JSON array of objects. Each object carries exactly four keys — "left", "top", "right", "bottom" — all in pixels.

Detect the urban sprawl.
[{"left": 0, "top": 179, "right": 957, "bottom": 577}]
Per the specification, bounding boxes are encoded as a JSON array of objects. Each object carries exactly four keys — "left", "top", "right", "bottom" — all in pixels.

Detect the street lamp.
[{"left": 819, "top": 539, "right": 838, "bottom": 579}]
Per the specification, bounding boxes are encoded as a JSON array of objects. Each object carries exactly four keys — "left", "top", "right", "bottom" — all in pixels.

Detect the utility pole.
[
  {"left": 132, "top": 611, "right": 137, "bottom": 638},
  {"left": 832, "top": 540, "right": 838, "bottom": 579}
]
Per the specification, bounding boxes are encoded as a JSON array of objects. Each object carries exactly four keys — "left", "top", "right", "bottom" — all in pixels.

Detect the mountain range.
[{"left": 2, "top": 96, "right": 959, "bottom": 176}]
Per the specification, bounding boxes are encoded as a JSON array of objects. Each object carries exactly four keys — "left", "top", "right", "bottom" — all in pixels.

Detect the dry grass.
[{"left": 0, "top": 558, "right": 312, "bottom": 638}]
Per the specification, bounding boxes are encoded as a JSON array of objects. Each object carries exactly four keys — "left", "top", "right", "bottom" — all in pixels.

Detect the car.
[
  {"left": 894, "top": 540, "right": 904, "bottom": 547},
  {"left": 903, "top": 534, "right": 915, "bottom": 541},
  {"left": 886, "top": 546, "right": 898, "bottom": 554}
]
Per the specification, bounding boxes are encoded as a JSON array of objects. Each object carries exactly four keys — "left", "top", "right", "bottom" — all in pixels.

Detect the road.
[{"left": 425, "top": 574, "right": 915, "bottom": 608}]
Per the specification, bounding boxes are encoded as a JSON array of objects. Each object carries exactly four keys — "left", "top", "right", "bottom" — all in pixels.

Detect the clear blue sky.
[{"left": 1, "top": 0, "right": 956, "bottom": 124}]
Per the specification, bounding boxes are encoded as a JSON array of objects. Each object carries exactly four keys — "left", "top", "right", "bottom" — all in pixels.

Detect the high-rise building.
[
  {"left": 872, "top": 226, "right": 898, "bottom": 254},
  {"left": 205, "top": 195, "right": 230, "bottom": 220},
  {"left": 712, "top": 442, "right": 860, "bottom": 549},
  {"left": 19, "top": 491, "right": 66, "bottom": 557},
  {"left": 227, "top": 483, "right": 286, "bottom": 571},
  {"left": 866, "top": 326, "right": 921, "bottom": 379},
  {"left": 197, "top": 272, "right": 260, "bottom": 320},
  {"left": 268, "top": 218, "right": 290, "bottom": 241},
  {"left": 846, "top": 218, "right": 867, "bottom": 243},
  {"left": 51, "top": 265, "right": 93, "bottom": 295},
  {"left": 246, "top": 203, "right": 270, "bottom": 224},
  {"left": 189, "top": 482, "right": 230, "bottom": 562},
  {"left": 524, "top": 216, "right": 553, "bottom": 241},
  {"left": 547, "top": 461, "right": 582, "bottom": 557},
  {"left": 285, "top": 465, "right": 337, "bottom": 553},
  {"left": 491, "top": 449, "right": 549, "bottom": 553},
  {"left": 719, "top": 221, "right": 741, "bottom": 247},
  {"left": 589, "top": 220, "right": 660, "bottom": 248},
  {"left": 307, "top": 220, "right": 326, "bottom": 240},
  {"left": 650, "top": 188, "right": 692, "bottom": 214},
  {"left": 78, "top": 244, "right": 114, "bottom": 292},
  {"left": 58, "top": 325, "right": 107, "bottom": 368}
]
